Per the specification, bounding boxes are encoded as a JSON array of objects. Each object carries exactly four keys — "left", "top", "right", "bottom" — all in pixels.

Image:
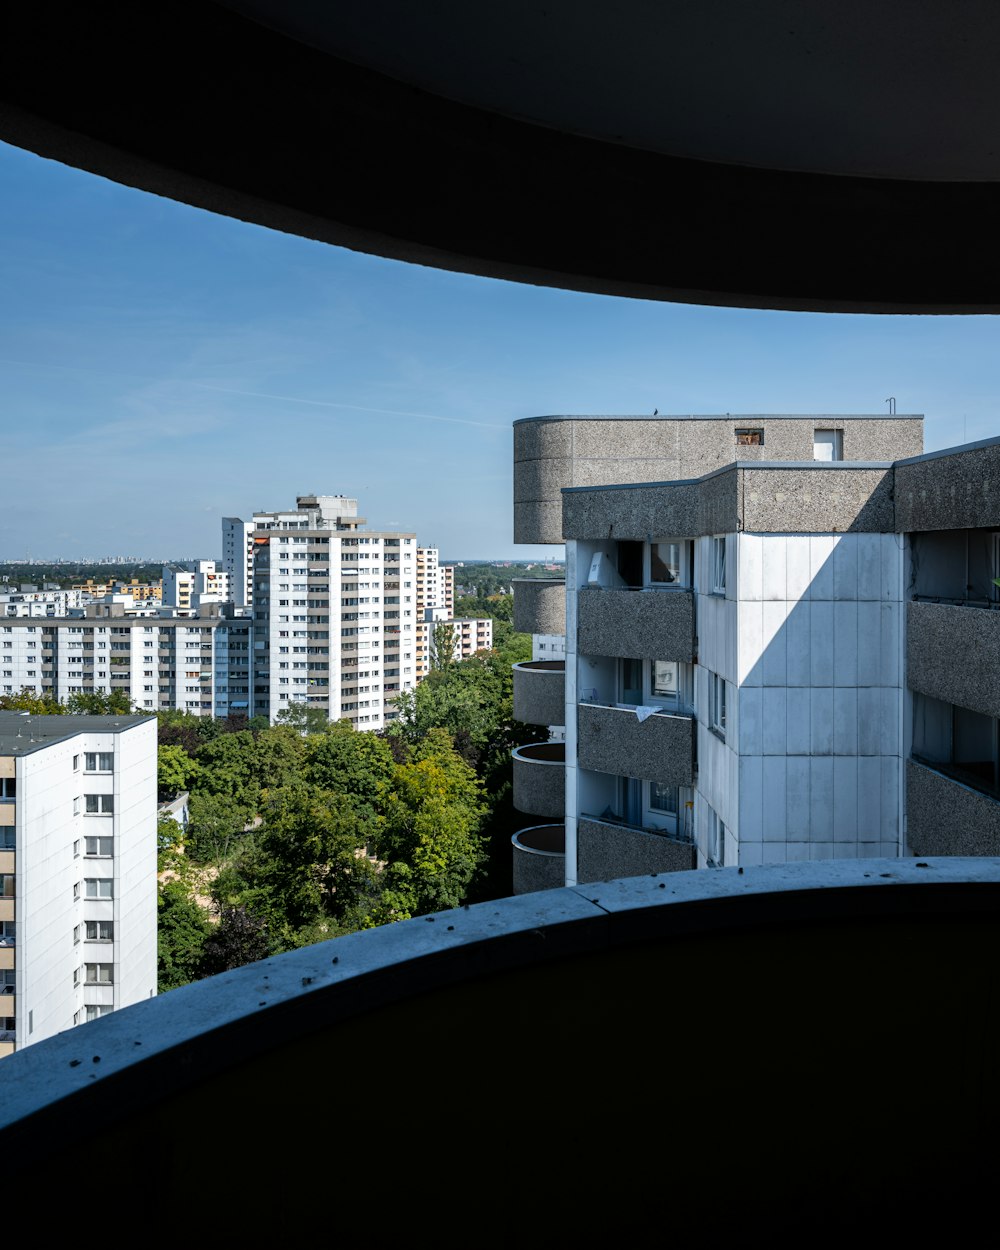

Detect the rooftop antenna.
[{"left": 885, "top": 397, "right": 896, "bottom": 415}]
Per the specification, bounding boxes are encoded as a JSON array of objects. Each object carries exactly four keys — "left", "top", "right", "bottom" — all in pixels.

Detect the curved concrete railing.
[
  {"left": 1, "top": 860, "right": 999, "bottom": 1242},
  {"left": 512, "top": 660, "right": 565, "bottom": 726},
  {"left": 511, "top": 740, "right": 566, "bottom": 818},
  {"left": 511, "top": 823, "right": 566, "bottom": 894},
  {"left": 512, "top": 578, "right": 565, "bottom": 636}
]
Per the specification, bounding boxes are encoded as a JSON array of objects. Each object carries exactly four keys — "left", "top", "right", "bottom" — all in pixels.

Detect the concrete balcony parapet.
[
  {"left": 907, "top": 600, "right": 1000, "bottom": 718},
  {"left": 577, "top": 703, "right": 694, "bottom": 786},
  {"left": 577, "top": 815, "right": 695, "bottom": 882},
  {"left": 511, "top": 741, "right": 565, "bottom": 818},
  {"left": 512, "top": 660, "right": 565, "bottom": 726},
  {"left": 511, "top": 823, "right": 565, "bottom": 894},
  {"left": 512, "top": 578, "right": 565, "bottom": 636},
  {"left": 577, "top": 586, "right": 694, "bottom": 661}
]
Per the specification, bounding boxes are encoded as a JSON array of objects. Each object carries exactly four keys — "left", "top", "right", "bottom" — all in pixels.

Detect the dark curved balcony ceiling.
[{"left": 2, "top": 1, "right": 1000, "bottom": 312}]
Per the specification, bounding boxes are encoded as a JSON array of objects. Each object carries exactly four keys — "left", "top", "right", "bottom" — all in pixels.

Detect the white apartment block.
[
  {"left": 0, "top": 610, "right": 252, "bottom": 717},
  {"left": 247, "top": 495, "right": 417, "bottom": 727},
  {"left": 414, "top": 546, "right": 492, "bottom": 678},
  {"left": 162, "top": 561, "right": 231, "bottom": 613},
  {"left": 1, "top": 588, "right": 85, "bottom": 618},
  {"left": 0, "top": 711, "right": 157, "bottom": 1056},
  {"left": 222, "top": 517, "right": 255, "bottom": 608}
]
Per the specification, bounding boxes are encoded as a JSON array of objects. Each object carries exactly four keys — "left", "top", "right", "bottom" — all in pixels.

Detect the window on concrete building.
[
  {"left": 0, "top": 778, "right": 15, "bottom": 801},
  {"left": 86, "top": 920, "right": 114, "bottom": 941},
  {"left": 84, "top": 752, "right": 114, "bottom": 772},
  {"left": 709, "top": 673, "right": 727, "bottom": 740},
  {"left": 84, "top": 963, "right": 114, "bottom": 984},
  {"left": 813, "top": 429, "right": 843, "bottom": 461},
  {"left": 84, "top": 794, "right": 114, "bottom": 815},
  {"left": 84, "top": 836, "right": 113, "bottom": 858},
  {"left": 735, "top": 428, "right": 764, "bottom": 446},
  {"left": 709, "top": 809, "right": 726, "bottom": 866},
  {"left": 711, "top": 537, "right": 727, "bottom": 594},
  {"left": 648, "top": 539, "right": 693, "bottom": 587},
  {"left": 84, "top": 878, "right": 113, "bottom": 899}
]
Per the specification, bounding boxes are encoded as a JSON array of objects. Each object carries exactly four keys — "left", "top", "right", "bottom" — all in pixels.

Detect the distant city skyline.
[{"left": 2, "top": 140, "right": 999, "bottom": 561}]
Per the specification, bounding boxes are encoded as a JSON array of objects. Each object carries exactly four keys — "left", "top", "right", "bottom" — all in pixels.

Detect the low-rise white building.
[{"left": 0, "top": 711, "right": 157, "bottom": 1056}]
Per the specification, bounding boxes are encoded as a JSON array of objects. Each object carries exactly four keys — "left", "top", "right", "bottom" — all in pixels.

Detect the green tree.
[
  {"left": 431, "top": 620, "right": 459, "bottom": 670},
  {"left": 199, "top": 905, "right": 274, "bottom": 976},
  {"left": 304, "top": 719, "right": 396, "bottom": 824},
  {"left": 218, "top": 787, "right": 390, "bottom": 946},
  {"left": 378, "top": 729, "right": 487, "bottom": 915},
  {"left": 158, "top": 742, "right": 198, "bottom": 800},
  {"left": 65, "top": 690, "right": 134, "bottom": 715},
  {"left": 157, "top": 880, "right": 212, "bottom": 992},
  {"left": 274, "top": 703, "right": 333, "bottom": 735},
  {"left": 0, "top": 688, "right": 65, "bottom": 714},
  {"left": 184, "top": 790, "right": 255, "bottom": 863}
]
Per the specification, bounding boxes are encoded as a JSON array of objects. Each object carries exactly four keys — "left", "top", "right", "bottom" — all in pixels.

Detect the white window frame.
[
  {"left": 709, "top": 808, "right": 726, "bottom": 867},
  {"left": 711, "top": 536, "right": 727, "bottom": 594},
  {"left": 709, "top": 672, "right": 727, "bottom": 740},
  {"left": 618, "top": 659, "right": 693, "bottom": 713},
  {"left": 646, "top": 539, "right": 692, "bottom": 588}
]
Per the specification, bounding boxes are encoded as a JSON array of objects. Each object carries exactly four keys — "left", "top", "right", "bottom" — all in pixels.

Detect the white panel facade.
[{"left": 733, "top": 533, "right": 904, "bottom": 866}]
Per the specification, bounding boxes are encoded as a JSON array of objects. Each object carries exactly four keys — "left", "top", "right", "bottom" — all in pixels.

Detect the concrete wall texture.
[
  {"left": 512, "top": 662, "right": 566, "bottom": 727},
  {"left": 906, "top": 759, "right": 1000, "bottom": 856},
  {"left": 577, "top": 704, "right": 694, "bottom": 786},
  {"left": 511, "top": 578, "right": 566, "bottom": 635},
  {"left": 516, "top": 415, "right": 922, "bottom": 544},
  {"left": 577, "top": 817, "right": 696, "bottom": 883},
  {"left": 577, "top": 587, "right": 695, "bottom": 662},
  {"left": 907, "top": 601, "right": 1000, "bottom": 719}
]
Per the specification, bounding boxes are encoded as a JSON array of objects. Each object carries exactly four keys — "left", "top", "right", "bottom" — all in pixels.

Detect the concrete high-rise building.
[
  {"left": 0, "top": 711, "right": 157, "bottom": 1056},
  {"left": 249, "top": 495, "right": 417, "bottom": 727},
  {"left": 222, "top": 517, "right": 255, "bottom": 608},
  {"left": 509, "top": 413, "right": 939, "bottom": 891},
  {"left": 414, "top": 546, "right": 492, "bottom": 678}
]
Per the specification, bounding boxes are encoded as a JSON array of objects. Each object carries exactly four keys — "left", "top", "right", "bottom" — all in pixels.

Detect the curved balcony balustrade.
[
  {"left": 511, "top": 823, "right": 565, "bottom": 894},
  {"left": 1, "top": 861, "right": 999, "bottom": 1242},
  {"left": 511, "top": 741, "right": 565, "bottom": 818},
  {"left": 577, "top": 703, "right": 694, "bottom": 786},
  {"left": 512, "top": 660, "right": 565, "bottom": 726},
  {"left": 512, "top": 578, "right": 565, "bottom": 637},
  {"left": 577, "top": 586, "right": 694, "bottom": 662}
]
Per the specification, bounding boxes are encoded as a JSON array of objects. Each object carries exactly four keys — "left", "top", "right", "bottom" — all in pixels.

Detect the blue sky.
[{"left": 2, "top": 139, "right": 999, "bottom": 562}]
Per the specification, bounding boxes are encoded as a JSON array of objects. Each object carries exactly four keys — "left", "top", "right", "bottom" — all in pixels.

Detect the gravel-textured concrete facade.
[
  {"left": 906, "top": 759, "right": 1000, "bottom": 856},
  {"left": 895, "top": 438, "right": 1000, "bottom": 532},
  {"left": 577, "top": 703, "right": 694, "bottom": 785},
  {"left": 564, "top": 464, "right": 895, "bottom": 541},
  {"left": 512, "top": 578, "right": 566, "bottom": 635},
  {"left": 516, "top": 414, "right": 922, "bottom": 544},
  {"left": 577, "top": 587, "right": 694, "bottom": 661},
  {"left": 740, "top": 467, "right": 896, "bottom": 532},
  {"left": 512, "top": 661, "right": 566, "bottom": 726},
  {"left": 577, "top": 817, "right": 696, "bottom": 883},
  {"left": 511, "top": 742, "right": 566, "bottom": 818},
  {"left": 511, "top": 824, "right": 566, "bottom": 894},
  {"left": 563, "top": 479, "right": 705, "bottom": 542},
  {"left": 907, "top": 602, "right": 1000, "bottom": 718}
]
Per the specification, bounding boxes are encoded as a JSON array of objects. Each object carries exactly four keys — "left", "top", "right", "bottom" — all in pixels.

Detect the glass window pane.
[
  {"left": 621, "top": 659, "right": 642, "bottom": 705},
  {"left": 650, "top": 542, "right": 681, "bottom": 584},
  {"left": 652, "top": 661, "right": 678, "bottom": 698},
  {"left": 650, "top": 783, "right": 678, "bottom": 814}
]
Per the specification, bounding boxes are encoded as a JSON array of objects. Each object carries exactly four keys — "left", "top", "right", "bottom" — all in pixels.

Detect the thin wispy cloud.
[{"left": 0, "top": 358, "right": 506, "bottom": 430}]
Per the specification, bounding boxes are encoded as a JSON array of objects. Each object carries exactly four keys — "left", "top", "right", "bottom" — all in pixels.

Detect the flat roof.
[
  {"left": 516, "top": 413, "right": 924, "bottom": 424},
  {"left": 0, "top": 712, "right": 155, "bottom": 756}
]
